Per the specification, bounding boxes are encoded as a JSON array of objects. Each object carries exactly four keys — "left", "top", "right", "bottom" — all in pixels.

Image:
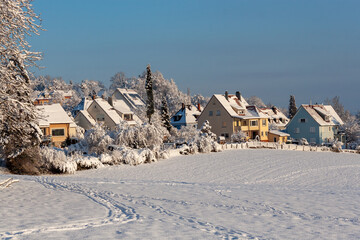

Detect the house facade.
[
  {"left": 85, "top": 98, "right": 123, "bottom": 130},
  {"left": 286, "top": 104, "right": 344, "bottom": 145},
  {"left": 36, "top": 104, "right": 77, "bottom": 147},
  {"left": 108, "top": 88, "right": 144, "bottom": 125},
  {"left": 197, "top": 91, "right": 269, "bottom": 142},
  {"left": 170, "top": 103, "right": 202, "bottom": 129}
]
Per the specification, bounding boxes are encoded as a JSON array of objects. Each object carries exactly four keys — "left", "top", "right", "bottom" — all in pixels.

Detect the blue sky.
[{"left": 30, "top": 0, "right": 360, "bottom": 112}]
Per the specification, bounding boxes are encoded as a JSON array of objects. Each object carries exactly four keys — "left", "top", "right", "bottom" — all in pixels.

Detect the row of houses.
[
  {"left": 172, "top": 91, "right": 344, "bottom": 145},
  {"left": 35, "top": 88, "right": 344, "bottom": 147}
]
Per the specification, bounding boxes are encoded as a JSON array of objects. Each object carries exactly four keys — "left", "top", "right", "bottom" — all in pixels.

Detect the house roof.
[
  {"left": 260, "top": 107, "right": 289, "bottom": 127},
  {"left": 36, "top": 103, "right": 76, "bottom": 127},
  {"left": 214, "top": 94, "right": 268, "bottom": 119},
  {"left": 269, "top": 130, "right": 290, "bottom": 137},
  {"left": 301, "top": 104, "right": 344, "bottom": 126},
  {"left": 171, "top": 105, "right": 202, "bottom": 125},
  {"left": 77, "top": 110, "right": 96, "bottom": 126},
  {"left": 73, "top": 98, "right": 93, "bottom": 112},
  {"left": 112, "top": 99, "right": 133, "bottom": 115},
  {"left": 92, "top": 98, "right": 123, "bottom": 125},
  {"left": 114, "top": 88, "right": 145, "bottom": 109}
]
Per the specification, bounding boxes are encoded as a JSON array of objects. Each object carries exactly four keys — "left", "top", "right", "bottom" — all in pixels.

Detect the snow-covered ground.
[{"left": 1, "top": 149, "right": 360, "bottom": 239}]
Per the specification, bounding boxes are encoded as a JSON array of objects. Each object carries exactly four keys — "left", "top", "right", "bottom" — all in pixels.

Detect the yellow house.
[
  {"left": 268, "top": 130, "right": 290, "bottom": 143},
  {"left": 197, "top": 91, "right": 269, "bottom": 142},
  {"left": 37, "top": 104, "right": 77, "bottom": 147}
]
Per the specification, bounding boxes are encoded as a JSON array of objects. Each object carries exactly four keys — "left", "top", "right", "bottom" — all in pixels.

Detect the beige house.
[
  {"left": 197, "top": 91, "right": 270, "bottom": 142},
  {"left": 78, "top": 98, "right": 123, "bottom": 130},
  {"left": 108, "top": 88, "right": 144, "bottom": 125},
  {"left": 37, "top": 104, "right": 77, "bottom": 147}
]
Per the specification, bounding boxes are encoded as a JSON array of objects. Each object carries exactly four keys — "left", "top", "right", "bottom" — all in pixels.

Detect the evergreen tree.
[
  {"left": 161, "top": 97, "right": 172, "bottom": 132},
  {"left": 289, "top": 95, "right": 297, "bottom": 119},
  {"left": 145, "top": 64, "right": 155, "bottom": 123},
  {"left": 0, "top": 0, "right": 43, "bottom": 173}
]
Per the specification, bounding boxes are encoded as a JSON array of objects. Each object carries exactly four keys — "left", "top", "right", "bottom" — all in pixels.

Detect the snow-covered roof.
[
  {"left": 36, "top": 103, "right": 76, "bottom": 127},
  {"left": 112, "top": 99, "right": 133, "bottom": 115},
  {"left": 73, "top": 98, "right": 93, "bottom": 112},
  {"left": 115, "top": 88, "right": 145, "bottom": 109},
  {"left": 214, "top": 94, "right": 268, "bottom": 119},
  {"left": 171, "top": 105, "right": 202, "bottom": 125},
  {"left": 92, "top": 98, "right": 123, "bottom": 125},
  {"left": 261, "top": 107, "right": 289, "bottom": 127},
  {"left": 302, "top": 105, "right": 344, "bottom": 126},
  {"left": 269, "top": 130, "right": 290, "bottom": 137},
  {"left": 78, "top": 110, "right": 96, "bottom": 126}
]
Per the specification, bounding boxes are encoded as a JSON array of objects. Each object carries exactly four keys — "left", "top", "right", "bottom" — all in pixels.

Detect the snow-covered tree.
[
  {"left": 161, "top": 96, "right": 172, "bottom": 132},
  {"left": 113, "top": 121, "right": 167, "bottom": 151},
  {"left": 0, "top": 0, "right": 43, "bottom": 173},
  {"left": 231, "top": 130, "right": 247, "bottom": 143},
  {"left": 341, "top": 115, "right": 360, "bottom": 148},
  {"left": 145, "top": 65, "right": 155, "bottom": 123},
  {"left": 324, "top": 96, "right": 351, "bottom": 122},
  {"left": 289, "top": 95, "right": 297, "bottom": 119},
  {"left": 79, "top": 79, "right": 105, "bottom": 98},
  {"left": 246, "top": 96, "right": 266, "bottom": 107},
  {"left": 191, "top": 94, "right": 210, "bottom": 108}
]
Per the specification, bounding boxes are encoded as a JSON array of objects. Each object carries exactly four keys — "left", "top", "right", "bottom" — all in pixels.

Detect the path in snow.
[{"left": 0, "top": 149, "right": 359, "bottom": 239}]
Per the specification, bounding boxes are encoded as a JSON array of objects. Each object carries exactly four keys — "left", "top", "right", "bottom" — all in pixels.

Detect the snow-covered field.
[{"left": 1, "top": 149, "right": 360, "bottom": 240}]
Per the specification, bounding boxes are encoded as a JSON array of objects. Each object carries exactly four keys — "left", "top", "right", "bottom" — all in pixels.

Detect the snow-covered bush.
[
  {"left": 113, "top": 121, "right": 166, "bottom": 151},
  {"left": 179, "top": 120, "right": 221, "bottom": 154},
  {"left": 70, "top": 152, "right": 103, "bottom": 170},
  {"left": 332, "top": 140, "right": 343, "bottom": 153},
  {"left": 82, "top": 124, "right": 113, "bottom": 155},
  {"left": 231, "top": 131, "right": 247, "bottom": 143},
  {"left": 40, "top": 147, "right": 77, "bottom": 174}
]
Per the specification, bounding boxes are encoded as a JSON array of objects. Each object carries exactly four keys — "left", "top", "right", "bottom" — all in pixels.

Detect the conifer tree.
[
  {"left": 161, "top": 96, "right": 172, "bottom": 132},
  {"left": 289, "top": 95, "right": 297, "bottom": 119},
  {"left": 145, "top": 64, "right": 155, "bottom": 123}
]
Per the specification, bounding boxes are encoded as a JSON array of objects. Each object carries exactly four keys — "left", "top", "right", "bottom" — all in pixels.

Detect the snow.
[
  {"left": 36, "top": 103, "right": 76, "bottom": 127},
  {"left": 1, "top": 149, "right": 360, "bottom": 239},
  {"left": 302, "top": 104, "right": 344, "bottom": 126}
]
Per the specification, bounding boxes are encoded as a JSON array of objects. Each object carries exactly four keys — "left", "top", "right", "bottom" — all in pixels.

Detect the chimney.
[
  {"left": 197, "top": 102, "right": 201, "bottom": 112},
  {"left": 182, "top": 103, "right": 185, "bottom": 110},
  {"left": 108, "top": 97, "right": 113, "bottom": 106},
  {"left": 236, "top": 91, "right": 241, "bottom": 100},
  {"left": 225, "top": 91, "right": 229, "bottom": 101}
]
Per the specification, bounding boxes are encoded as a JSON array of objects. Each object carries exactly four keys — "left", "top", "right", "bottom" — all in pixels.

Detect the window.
[
  {"left": 216, "top": 110, "right": 221, "bottom": 116},
  {"left": 209, "top": 111, "right": 213, "bottom": 116},
  {"left": 124, "top": 114, "right": 133, "bottom": 121},
  {"left": 310, "top": 127, "right": 315, "bottom": 133},
  {"left": 243, "top": 121, "right": 247, "bottom": 126},
  {"left": 262, "top": 119, "right": 266, "bottom": 126},
  {"left": 238, "top": 121, "right": 241, "bottom": 126},
  {"left": 300, "top": 118, "right": 306, "bottom": 123},
  {"left": 96, "top": 114, "right": 105, "bottom": 121},
  {"left": 221, "top": 133, "right": 229, "bottom": 138},
  {"left": 222, "top": 121, "right": 227, "bottom": 128},
  {"left": 261, "top": 131, "right": 264, "bottom": 136},
  {"left": 265, "top": 131, "right": 268, "bottom": 136},
  {"left": 250, "top": 120, "right": 258, "bottom": 126},
  {"left": 310, "top": 138, "right": 316, "bottom": 144},
  {"left": 294, "top": 128, "right": 300, "bottom": 133},
  {"left": 52, "top": 129, "right": 65, "bottom": 136},
  {"left": 173, "top": 115, "right": 181, "bottom": 122},
  {"left": 234, "top": 121, "right": 237, "bottom": 127},
  {"left": 274, "top": 137, "right": 277, "bottom": 142}
]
